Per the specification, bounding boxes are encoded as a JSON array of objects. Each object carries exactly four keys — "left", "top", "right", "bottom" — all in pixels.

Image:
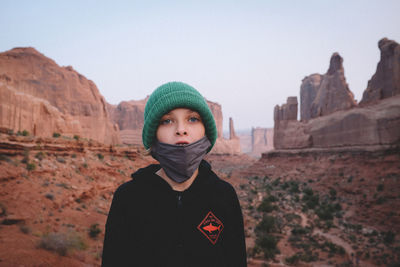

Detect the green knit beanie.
[{"left": 142, "top": 81, "right": 217, "bottom": 152}]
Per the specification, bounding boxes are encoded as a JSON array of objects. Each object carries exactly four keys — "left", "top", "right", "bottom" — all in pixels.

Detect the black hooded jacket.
[{"left": 102, "top": 160, "right": 247, "bottom": 267}]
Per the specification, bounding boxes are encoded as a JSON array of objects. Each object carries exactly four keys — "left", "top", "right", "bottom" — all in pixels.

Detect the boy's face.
[{"left": 156, "top": 108, "right": 206, "bottom": 145}]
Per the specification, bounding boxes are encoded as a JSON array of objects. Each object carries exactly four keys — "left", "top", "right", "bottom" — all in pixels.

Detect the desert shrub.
[
  {"left": 377, "top": 183, "right": 384, "bottom": 192},
  {"left": 0, "top": 154, "right": 12, "bottom": 163},
  {"left": 0, "top": 202, "right": 7, "bottom": 216},
  {"left": 16, "top": 130, "right": 28, "bottom": 136},
  {"left": 329, "top": 188, "right": 337, "bottom": 199},
  {"left": 284, "top": 213, "right": 301, "bottom": 222},
  {"left": 267, "top": 195, "right": 278, "bottom": 202},
  {"left": 383, "top": 231, "right": 395, "bottom": 244},
  {"left": 303, "top": 187, "right": 314, "bottom": 196},
  {"left": 285, "top": 253, "right": 301, "bottom": 265},
  {"left": 88, "top": 223, "right": 101, "bottom": 239},
  {"left": 376, "top": 196, "right": 387, "bottom": 205},
  {"left": 26, "top": 162, "right": 36, "bottom": 171},
  {"left": 315, "top": 202, "right": 340, "bottom": 221},
  {"left": 323, "top": 241, "right": 345, "bottom": 255},
  {"left": 82, "top": 163, "right": 88, "bottom": 168},
  {"left": 35, "top": 151, "right": 45, "bottom": 161},
  {"left": 255, "top": 215, "right": 276, "bottom": 234},
  {"left": 45, "top": 193, "right": 54, "bottom": 200},
  {"left": 21, "top": 149, "right": 30, "bottom": 164},
  {"left": 73, "top": 135, "right": 80, "bottom": 141},
  {"left": 52, "top": 132, "right": 61, "bottom": 138},
  {"left": 255, "top": 234, "right": 279, "bottom": 259},
  {"left": 303, "top": 193, "right": 319, "bottom": 209},
  {"left": 281, "top": 182, "right": 289, "bottom": 190},
  {"left": 289, "top": 181, "right": 300, "bottom": 194},
  {"left": 97, "top": 153, "right": 104, "bottom": 160},
  {"left": 291, "top": 225, "right": 309, "bottom": 235},
  {"left": 257, "top": 198, "right": 277, "bottom": 213},
  {"left": 38, "top": 231, "right": 87, "bottom": 256}
]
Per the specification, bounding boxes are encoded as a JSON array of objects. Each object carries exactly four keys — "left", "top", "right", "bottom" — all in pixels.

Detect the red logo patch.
[{"left": 197, "top": 211, "right": 224, "bottom": 245}]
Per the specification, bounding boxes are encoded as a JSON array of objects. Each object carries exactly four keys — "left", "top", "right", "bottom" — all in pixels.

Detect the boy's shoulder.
[
  {"left": 199, "top": 160, "right": 237, "bottom": 195},
  {"left": 114, "top": 164, "right": 161, "bottom": 195}
]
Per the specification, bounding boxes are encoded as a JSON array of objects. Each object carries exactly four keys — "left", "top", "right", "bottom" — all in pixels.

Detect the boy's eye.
[
  {"left": 189, "top": 116, "right": 200, "bottom": 123},
  {"left": 160, "top": 118, "right": 172, "bottom": 125}
]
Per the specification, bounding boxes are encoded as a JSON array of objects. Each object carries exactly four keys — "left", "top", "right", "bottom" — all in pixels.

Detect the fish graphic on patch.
[{"left": 197, "top": 211, "right": 224, "bottom": 244}]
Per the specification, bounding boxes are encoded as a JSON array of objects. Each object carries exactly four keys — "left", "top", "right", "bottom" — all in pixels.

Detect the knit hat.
[{"left": 142, "top": 81, "right": 217, "bottom": 152}]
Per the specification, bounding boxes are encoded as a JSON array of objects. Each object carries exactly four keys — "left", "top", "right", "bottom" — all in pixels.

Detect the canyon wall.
[
  {"left": 0, "top": 48, "right": 120, "bottom": 144},
  {"left": 274, "top": 38, "right": 400, "bottom": 150}
]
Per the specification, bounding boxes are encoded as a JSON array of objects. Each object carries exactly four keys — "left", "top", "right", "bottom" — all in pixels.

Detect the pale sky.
[{"left": 1, "top": 0, "right": 400, "bottom": 131}]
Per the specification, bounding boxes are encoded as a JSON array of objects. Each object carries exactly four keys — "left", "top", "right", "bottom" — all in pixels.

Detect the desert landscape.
[{"left": 0, "top": 37, "right": 399, "bottom": 267}]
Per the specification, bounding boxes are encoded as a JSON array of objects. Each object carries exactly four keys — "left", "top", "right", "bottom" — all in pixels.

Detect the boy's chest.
[{"left": 125, "top": 190, "right": 228, "bottom": 249}]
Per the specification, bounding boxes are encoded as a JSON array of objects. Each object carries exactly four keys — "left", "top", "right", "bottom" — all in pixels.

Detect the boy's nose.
[
  {"left": 176, "top": 129, "right": 188, "bottom": 136},
  {"left": 176, "top": 122, "right": 188, "bottom": 136}
]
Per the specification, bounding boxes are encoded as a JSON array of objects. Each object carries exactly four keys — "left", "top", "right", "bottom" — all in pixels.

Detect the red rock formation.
[
  {"left": 229, "top": 117, "right": 237, "bottom": 139},
  {"left": 0, "top": 47, "right": 120, "bottom": 144},
  {"left": 273, "top": 38, "right": 400, "bottom": 150},
  {"left": 106, "top": 99, "right": 147, "bottom": 145},
  {"left": 303, "top": 53, "right": 356, "bottom": 121},
  {"left": 360, "top": 38, "right": 400, "bottom": 105},
  {"left": 207, "top": 100, "right": 223, "bottom": 139},
  {"left": 274, "top": 96, "right": 298, "bottom": 122},
  {"left": 300, "top": 74, "right": 321, "bottom": 121},
  {"left": 212, "top": 117, "right": 241, "bottom": 155}
]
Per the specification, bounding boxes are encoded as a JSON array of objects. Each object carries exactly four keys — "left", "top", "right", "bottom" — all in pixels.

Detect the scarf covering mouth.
[{"left": 151, "top": 136, "right": 211, "bottom": 183}]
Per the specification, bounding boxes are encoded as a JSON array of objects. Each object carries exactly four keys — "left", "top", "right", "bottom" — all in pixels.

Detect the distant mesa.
[{"left": 273, "top": 37, "right": 400, "bottom": 150}]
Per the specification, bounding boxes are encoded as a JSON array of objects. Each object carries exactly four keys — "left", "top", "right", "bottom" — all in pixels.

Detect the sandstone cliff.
[
  {"left": 360, "top": 38, "right": 400, "bottom": 104},
  {"left": 0, "top": 47, "right": 120, "bottom": 144},
  {"left": 301, "top": 53, "right": 356, "bottom": 122},
  {"left": 274, "top": 38, "right": 400, "bottom": 150}
]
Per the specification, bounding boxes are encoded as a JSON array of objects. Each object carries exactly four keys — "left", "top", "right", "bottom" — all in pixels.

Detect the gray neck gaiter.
[{"left": 151, "top": 136, "right": 211, "bottom": 183}]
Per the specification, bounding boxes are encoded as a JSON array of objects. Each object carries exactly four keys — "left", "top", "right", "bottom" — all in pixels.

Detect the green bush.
[
  {"left": 88, "top": 223, "right": 101, "bottom": 239},
  {"left": 255, "top": 215, "right": 276, "bottom": 234},
  {"left": 73, "top": 135, "right": 80, "bottom": 141},
  {"left": 53, "top": 132, "right": 61, "bottom": 138},
  {"left": 285, "top": 253, "right": 301, "bottom": 265},
  {"left": 383, "top": 231, "right": 395, "bottom": 244},
  {"left": 291, "top": 225, "right": 309, "bottom": 235},
  {"left": 26, "top": 162, "right": 36, "bottom": 171},
  {"left": 377, "top": 183, "right": 384, "bottom": 192},
  {"left": 97, "top": 153, "right": 104, "bottom": 160},
  {"left": 35, "top": 151, "right": 46, "bottom": 161},
  {"left": 303, "top": 193, "right": 319, "bottom": 209},
  {"left": 256, "top": 234, "right": 280, "bottom": 259},
  {"left": 22, "top": 130, "right": 29, "bottom": 136},
  {"left": 329, "top": 188, "right": 337, "bottom": 199},
  {"left": 257, "top": 198, "right": 277, "bottom": 213}
]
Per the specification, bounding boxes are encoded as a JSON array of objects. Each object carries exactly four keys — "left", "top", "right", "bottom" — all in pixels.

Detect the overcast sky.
[{"left": 1, "top": 0, "right": 400, "bottom": 131}]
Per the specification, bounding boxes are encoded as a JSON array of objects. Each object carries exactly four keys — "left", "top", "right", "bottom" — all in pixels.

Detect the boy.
[{"left": 102, "top": 82, "right": 247, "bottom": 267}]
